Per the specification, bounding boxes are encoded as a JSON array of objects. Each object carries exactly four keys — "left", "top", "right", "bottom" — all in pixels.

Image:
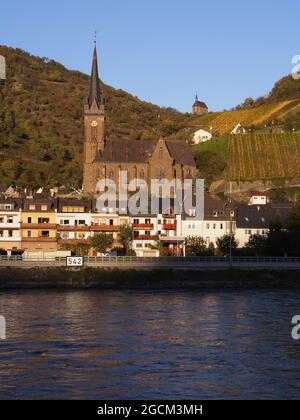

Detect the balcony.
[
  {"left": 163, "top": 223, "right": 176, "bottom": 231},
  {"left": 21, "top": 223, "right": 57, "bottom": 230},
  {"left": 133, "top": 235, "right": 159, "bottom": 241},
  {"left": 57, "top": 225, "right": 89, "bottom": 232},
  {"left": 58, "top": 239, "right": 89, "bottom": 246},
  {"left": 22, "top": 237, "right": 57, "bottom": 242},
  {"left": 132, "top": 224, "right": 154, "bottom": 230},
  {"left": 90, "top": 225, "right": 119, "bottom": 232}
]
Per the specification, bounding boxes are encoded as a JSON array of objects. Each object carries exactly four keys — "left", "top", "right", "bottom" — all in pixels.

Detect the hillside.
[
  {"left": 1, "top": 46, "right": 300, "bottom": 189},
  {"left": 228, "top": 133, "right": 300, "bottom": 181},
  {"left": 193, "top": 133, "right": 300, "bottom": 186},
  {"left": 0, "top": 46, "right": 192, "bottom": 189}
]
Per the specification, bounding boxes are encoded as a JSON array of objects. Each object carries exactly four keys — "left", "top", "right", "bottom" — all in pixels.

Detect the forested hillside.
[
  {"left": 1, "top": 46, "right": 300, "bottom": 189},
  {"left": 0, "top": 46, "right": 191, "bottom": 188}
]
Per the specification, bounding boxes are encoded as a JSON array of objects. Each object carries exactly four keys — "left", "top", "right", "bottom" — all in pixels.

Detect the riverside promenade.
[{"left": 1, "top": 256, "right": 300, "bottom": 270}]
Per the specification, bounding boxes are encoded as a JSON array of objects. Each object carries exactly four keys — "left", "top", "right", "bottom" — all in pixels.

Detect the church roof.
[
  {"left": 193, "top": 94, "right": 208, "bottom": 109},
  {"left": 193, "top": 100, "right": 208, "bottom": 109},
  {"left": 95, "top": 140, "right": 157, "bottom": 164},
  {"left": 165, "top": 141, "right": 196, "bottom": 166},
  {"left": 95, "top": 139, "right": 196, "bottom": 166}
]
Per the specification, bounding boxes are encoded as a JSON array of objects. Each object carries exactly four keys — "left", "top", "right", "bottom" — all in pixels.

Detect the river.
[{"left": 0, "top": 289, "right": 300, "bottom": 399}]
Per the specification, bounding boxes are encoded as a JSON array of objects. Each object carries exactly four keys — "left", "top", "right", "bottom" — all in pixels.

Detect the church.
[{"left": 83, "top": 44, "right": 197, "bottom": 194}]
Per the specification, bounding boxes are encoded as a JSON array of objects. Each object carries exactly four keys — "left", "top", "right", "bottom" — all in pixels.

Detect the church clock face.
[{"left": 91, "top": 120, "right": 98, "bottom": 127}]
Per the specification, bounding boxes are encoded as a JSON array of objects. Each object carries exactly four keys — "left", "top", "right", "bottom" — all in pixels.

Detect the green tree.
[
  {"left": 287, "top": 202, "right": 300, "bottom": 232},
  {"left": 118, "top": 224, "right": 133, "bottom": 254},
  {"left": 185, "top": 236, "right": 206, "bottom": 256},
  {"left": 246, "top": 234, "right": 268, "bottom": 256},
  {"left": 89, "top": 234, "right": 113, "bottom": 254},
  {"left": 216, "top": 235, "right": 239, "bottom": 256}
]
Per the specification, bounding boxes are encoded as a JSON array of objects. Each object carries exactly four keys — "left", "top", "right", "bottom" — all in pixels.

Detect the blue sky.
[{"left": 1, "top": 0, "right": 299, "bottom": 112}]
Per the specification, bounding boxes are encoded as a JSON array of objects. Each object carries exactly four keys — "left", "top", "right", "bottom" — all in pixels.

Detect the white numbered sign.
[{"left": 66, "top": 257, "right": 84, "bottom": 267}]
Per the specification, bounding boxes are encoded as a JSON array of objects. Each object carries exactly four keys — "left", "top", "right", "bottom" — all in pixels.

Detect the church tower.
[{"left": 83, "top": 42, "right": 105, "bottom": 191}]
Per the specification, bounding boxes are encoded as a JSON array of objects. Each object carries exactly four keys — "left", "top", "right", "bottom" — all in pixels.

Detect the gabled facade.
[
  {"left": 57, "top": 199, "right": 92, "bottom": 248},
  {"left": 20, "top": 198, "right": 58, "bottom": 256}
]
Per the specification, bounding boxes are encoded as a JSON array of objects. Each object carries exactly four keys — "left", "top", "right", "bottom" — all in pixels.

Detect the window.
[
  {"left": 41, "top": 205, "right": 48, "bottom": 211},
  {"left": 220, "top": 224, "right": 224, "bottom": 229},
  {"left": 8, "top": 230, "right": 13, "bottom": 238},
  {"left": 108, "top": 169, "right": 114, "bottom": 180},
  {"left": 27, "top": 217, "right": 32, "bottom": 224},
  {"left": 206, "top": 223, "right": 210, "bottom": 229},
  {"left": 79, "top": 220, "right": 86, "bottom": 225},
  {"left": 41, "top": 231, "right": 50, "bottom": 238},
  {"left": 145, "top": 219, "right": 151, "bottom": 225},
  {"left": 91, "top": 126, "right": 97, "bottom": 140},
  {"left": 29, "top": 205, "right": 36, "bottom": 211},
  {"left": 0, "top": 218, "right": 4, "bottom": 224},
  {"left": 38, "top": 218, "right": 50, "bottom": 224},
  {"left": 213, "top": 224, "right": 216, "bottom": 230},
  {"left": 140, "top": 169, "right": 145, "bottom": 179},
  {"left": 136, "top": 244, "right": 143, "bottom": 248},
  {"left": 62, "top": 207, "right": 84, "bottom": 213},
  {"left": 0, "top": 231, "right": 3, "bottom": 237},
  {"left": 158, "top": 168, "right": 164, "bottom": 180},
  {"left": 27, "top": 230, "right": 32, "bottom": 238}
]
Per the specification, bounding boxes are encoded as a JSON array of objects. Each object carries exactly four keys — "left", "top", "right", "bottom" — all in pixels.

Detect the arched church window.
[
  {"left": 91, "top": 126, "right": 97, "bottom": 140},
  {"left": 159, "top": 168, "right": 165, "bottom": 180},
  {"left": 140, "top": 169, "right": 145, "bottom": 180},
  {"left": 108, "top": 169, "right": 114, "bottom": 180}
]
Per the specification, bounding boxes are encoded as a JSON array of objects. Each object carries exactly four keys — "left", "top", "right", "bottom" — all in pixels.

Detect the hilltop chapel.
[{"left": 82, "top": 44, "right": 197, "bottom": 194}]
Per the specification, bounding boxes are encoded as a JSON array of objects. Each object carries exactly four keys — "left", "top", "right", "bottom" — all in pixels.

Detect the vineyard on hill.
[
  {"left": 227, "top": 133, "right": 300, "bottom": 181},
  {"left": 194, "top": 100, "right": 300, "bottom": 135}
]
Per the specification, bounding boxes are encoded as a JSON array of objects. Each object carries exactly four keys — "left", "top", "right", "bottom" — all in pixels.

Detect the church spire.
[{"left": 88, "top": 39, "right": 104, "bottom": 107}]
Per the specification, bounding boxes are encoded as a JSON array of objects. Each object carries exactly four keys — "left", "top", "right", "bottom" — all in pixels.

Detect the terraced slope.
[{"left": 227, "top": 133, "right": 300, "bottom": 181}]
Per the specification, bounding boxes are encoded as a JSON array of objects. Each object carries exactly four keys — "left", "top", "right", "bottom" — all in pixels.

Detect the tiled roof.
[
  {"left": 95, "top": 139, "right": 196, "bottom": 166},
  {"left": 236, "top": 204, "right": 291, "bottom": 229},
  {"left": 95, "top": 140, "right": 156, "bottom": 164}
]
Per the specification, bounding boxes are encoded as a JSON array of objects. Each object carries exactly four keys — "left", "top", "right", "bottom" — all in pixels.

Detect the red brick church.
[{"left": 83, "top": 44, "right": 197, "bottom": 194}]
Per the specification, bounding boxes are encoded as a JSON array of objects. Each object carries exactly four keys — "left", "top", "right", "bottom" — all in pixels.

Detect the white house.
[
  {"left": 248, "top": 193, "right": 268, "bottom": 206},
  {"left": 235, "top": 204, "right": 290, "bottom": 248},
  {"left": 0, "top": 199, "right": 22, "bottom": 255},
  {"left": 231, "top": 123, "right": 246, "bottom": 135},
  {"left": 192, "top": 129, "right": 213, "bottom": 144}
]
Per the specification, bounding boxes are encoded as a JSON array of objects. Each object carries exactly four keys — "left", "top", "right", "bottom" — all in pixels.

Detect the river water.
[{"left": 0, "top": 289, "right": 300, "bottom": 399}]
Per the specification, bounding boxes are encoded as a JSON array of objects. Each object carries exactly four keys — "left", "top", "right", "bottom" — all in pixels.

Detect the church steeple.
[
  {"left": 88, "top": 42, "right": 104, "bottom": 107},
  {"left": 83, "top": 40, "right": 106, "bottom": 181}
]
